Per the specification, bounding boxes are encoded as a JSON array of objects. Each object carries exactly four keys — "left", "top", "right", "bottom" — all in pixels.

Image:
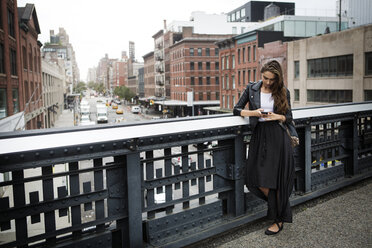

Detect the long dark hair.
[{"left": 260, "top": 60, "right": 288, "bottom": 114}]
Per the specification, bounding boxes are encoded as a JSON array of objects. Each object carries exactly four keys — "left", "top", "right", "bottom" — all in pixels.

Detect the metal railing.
[{"left": 0, "top": 102, "right": 371, "bottom": 247}]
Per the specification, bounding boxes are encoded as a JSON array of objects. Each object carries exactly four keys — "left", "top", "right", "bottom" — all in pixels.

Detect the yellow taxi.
[
  {"left": 112, "top": 104, "right": 118, "bottom": 109},
  {"left": 116, "top": 109, "right": 123, "bottom": 114}
]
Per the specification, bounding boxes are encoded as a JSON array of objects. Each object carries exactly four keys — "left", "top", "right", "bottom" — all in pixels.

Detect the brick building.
[
  {"left": 143, "top": 51, "right": 155, "bottom": 98},
  {"left": 0, "top": 1, "right": 43, "bottom": 131},
  {"left": 18, "top": 3, "right": 43, "bottom": 130},
  {"left": 217, "top": 30, "right": 289, "bottom": 111}
]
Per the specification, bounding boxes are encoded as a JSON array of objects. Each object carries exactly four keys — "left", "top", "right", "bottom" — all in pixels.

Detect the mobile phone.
[{"left": 261, "top": 111, "right": 268, "bottom": 115}]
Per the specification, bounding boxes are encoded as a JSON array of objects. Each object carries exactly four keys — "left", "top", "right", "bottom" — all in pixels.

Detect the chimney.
[{"left": 163, "top": 20, "right": 167, "bottom": 31}]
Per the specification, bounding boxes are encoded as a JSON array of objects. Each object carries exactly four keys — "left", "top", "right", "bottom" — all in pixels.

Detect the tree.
[
  {"left": 113, "top": 86, "right": 135, "bottom": 101},
  {"left": 73, "top": 81, "right": 87, "bottom": 94}
]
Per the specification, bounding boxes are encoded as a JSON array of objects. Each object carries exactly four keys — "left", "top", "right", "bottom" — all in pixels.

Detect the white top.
[{"left": 259, "top": 92, "right": 274, "bottom": 122}]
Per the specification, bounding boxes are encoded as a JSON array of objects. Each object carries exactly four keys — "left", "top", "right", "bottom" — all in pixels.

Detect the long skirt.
[{"left": 246, "top": 121, "right": 295, "bottom": 223}]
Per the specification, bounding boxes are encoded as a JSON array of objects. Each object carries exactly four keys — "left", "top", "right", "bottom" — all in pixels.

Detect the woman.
[{"left": 233, "top": 60, "right": 297, "bottom": 235}]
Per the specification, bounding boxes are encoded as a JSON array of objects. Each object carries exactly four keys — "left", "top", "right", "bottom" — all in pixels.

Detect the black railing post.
[
  {"left": 126, "top": 152, "right": 143, "bottom": 247},
  {"left": 340, "top": 117, "right": 359, "bottom": 176},
  {"left": 232, "top": 129, "right": 245, "bottom": 216},
  {"left": 304, "top": 124, "right": 312, "bottom": 193}
]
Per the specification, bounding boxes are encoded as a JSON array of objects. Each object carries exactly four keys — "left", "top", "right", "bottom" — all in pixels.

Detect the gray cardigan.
[{"left": 233, "top": 81, "right": 297, "bottom": 137}]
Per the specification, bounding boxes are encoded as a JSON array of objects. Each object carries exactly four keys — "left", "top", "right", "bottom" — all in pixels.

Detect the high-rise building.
[
  {"left": 42, "top": 28, "right": 80, "bottom": 94},
  {"left": 227, "top": 1, "right": 295, "bottom": 22},
  {"left": 129, "top": 41, "right": 135, "bottom": 61}
]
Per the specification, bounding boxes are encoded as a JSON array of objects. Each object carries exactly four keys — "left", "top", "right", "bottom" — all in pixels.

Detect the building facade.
[
  {"left": 42, "top": 59, "right": 65, "bottom": 128},
  {"left": 19, "top": 4, "right": 43, "bottom": 130},
  {"left": 1, "top": 2, "right": 44, "bottom": 131},
  {"left": 143, "top": 51, "right": 155, "bottom": 98},
  {"left": 288, "top": 24, "right": 372, "bottom": 107},
  {"left": 0, "top": 0, "right": 23, "bottom": 130},
  {"left": 227, "top": 1, "right": 295, "bottom": 22}
]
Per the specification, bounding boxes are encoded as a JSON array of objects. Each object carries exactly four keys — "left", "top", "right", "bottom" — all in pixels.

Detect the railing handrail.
[
  {"left": 0, "top": 102, "right": 371, "bottom": 155},
  {"left": 0, "top": 115, "right": 249, "bottom": 155}
]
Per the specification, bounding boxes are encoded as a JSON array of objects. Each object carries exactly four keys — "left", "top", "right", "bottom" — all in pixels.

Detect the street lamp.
[{"left": 175, "top": 85, "right": 194, "bottom": 116}]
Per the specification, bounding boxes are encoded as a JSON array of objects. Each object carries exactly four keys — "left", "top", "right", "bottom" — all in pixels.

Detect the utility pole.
[{"left": 339, "top": 0, "right": 342, "bottom": 31}]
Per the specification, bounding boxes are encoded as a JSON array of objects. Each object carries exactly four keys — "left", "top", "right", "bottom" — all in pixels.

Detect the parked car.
[{"left": 131, "top": 106, "right": 141, "bottom": 114}]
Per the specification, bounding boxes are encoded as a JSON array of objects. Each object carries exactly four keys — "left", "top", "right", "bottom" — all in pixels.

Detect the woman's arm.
[{"left": 233, "top": 84, "right": 250, "bottom": 116}]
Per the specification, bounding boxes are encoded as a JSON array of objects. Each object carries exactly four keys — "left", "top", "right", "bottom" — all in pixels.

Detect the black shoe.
[{"left": 265, "top": 222, "right": 283, "bottom": 235}]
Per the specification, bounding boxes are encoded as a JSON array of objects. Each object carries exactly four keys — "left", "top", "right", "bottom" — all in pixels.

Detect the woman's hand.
[
  {"left": 241, "top": 109, "right": 265, "bottom": 117},
  {"left": 264, "top": 112, "right": 286, "bottom": 122}
]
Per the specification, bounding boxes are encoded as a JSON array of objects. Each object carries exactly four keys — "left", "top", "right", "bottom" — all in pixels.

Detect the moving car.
[
  {"left": 96, "top": 104, "right": 108, "bottom": 123},
  {"left": 116, "top": 109, "right": 123, "bottom": 114},
  {"left": 131, "top": 106, "right": 141, "bottom": 114},
  {"left": 80, "top": 115, "right": 95, "bottom": 126},
  {"left": 112, "top": 104, "right": 118, "bottom": 109}
]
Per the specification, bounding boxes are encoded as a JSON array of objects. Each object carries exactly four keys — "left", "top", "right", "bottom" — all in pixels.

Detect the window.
[
  {"left": 294, "top": 89, "right": 299, "bottom": 101},
  {"left": 190, "top": 48, "right": 194, "bottom": 56},
  {"left": 206, "top": 48, "right": 210, "bottom": 56},
  {"left": 242, "top": 48, "right": 245, "bottom": 62},
  {"left": 191, "top": 77, "right": 195, "bottom": 85},
  {"left": 198, "top": 48, "right": 202, "bottom": 56},
  {"left": 222, "top": 57, "right": 225, "bottom": 70},
  {"left": 24, "top": 81, "right": 29, "bottom": 102},
  {"left": 10, "top": 49, "right": 17, "bottom": 76},
  {"left": 0, "top": 88, "right": 7, "bottom": 119},
  {"left": 222, "top": 96, "right": 225, "bottom": 108},
  {"left": 232, "top": 75, "right": 235, "bottom": 89},
  {"left": 308, "top": 55, "right": 353, "bottom": 78},
  {"left": 29, "top": 47, "right": 33, "bottom": 71},
  {"left": 238, "top": 49, "right": 241, "bottom": 64},
  {"left": 253, "top": 69, "right": 256, "bottom": 82},
  {"left": 307, "top": 90, "right": 352, "bottom": 103},
  {"left": 365, "top": 90, "right": 372, "bottom": 101},
  {"left": 232, "top": 96, "right": 235, "bottom": 108},
  {"left": 227, "top": 95, "right": 230, "bottom": 109},
  {"left": 216, "top": 92, "right": 220, "bottom": 100},
  {"left": 253, "top": 45, "right": 256, "bottom": 61},
  {"left": 199, "top": 93, "right": 203, "bottom": 100},
  {"left": 294, "top": 61, "right": 299, "bottom": 79},
  {"left": 215, "top": 76, "right": 219, "bottom": 85},
  {"left": 0, "top": 43, "right": 4, "bottom": 74},
  {"left": 222, "top": 75, "right": 224, "bottom": 89},
  {"left": 248, "top": 70, "right": 251, "bottom": 82},
  {"left": 226, "top": 56, "right": 229, "bottom": 69},
  {"left": 8, "top": 9, "right": 15, "bottom": 37},
  {"left": 207, "top": 92, "right": 211, "bottom": 100},
  {"left": 198, "top": 62, "right": 202, "bottom": 70},
  {"left": 243, "top": 70, "right": 246, "bottom": 84},
  {"left": 248, "top": 47, "right": 251, "bottom": 62},
  {"left": 22, "top": 46, "right": 27, "bottom": 70},
  {"left": 206, "top": 77, "right": 210, "bottom": 85},
  {"left": 226, "top": 75, "right": 229, "bottom": 89},
  {"left": 198, "top": 77, "right": 203, "bottom": 85},
  {"left": 232, "top": 55, "right": 235, "bottom": 69},
  {"left": 366, "top": 52, "right": 372, "bottom": 75},
  {"left": 206, "top": 62, "right": 210, "bottom": 70},
  {"left": 12, "top": 89, "right": 19, "bottom": 114},
  {"left": 215, "top": 62, "right": 219, "bottom": 70},
  {"left": 215, "top": 48, "right": 219, "bottom": 56},
  {"left": 241, "top": 8, "right": 245, "bottom": 17},
  {"left": 190, "top": 62, "right": 194, "bottom": 70},
  {"left": 232, "top": 27, "right": 237, "bottom": 34},
  {"left": 238, "top": 71, "right": 241, "bottom": 85}
]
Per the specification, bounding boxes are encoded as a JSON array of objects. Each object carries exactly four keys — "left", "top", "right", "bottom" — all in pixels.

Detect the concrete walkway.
[{"left": 191, "top": 177, "right": 372, "bottom": 248}]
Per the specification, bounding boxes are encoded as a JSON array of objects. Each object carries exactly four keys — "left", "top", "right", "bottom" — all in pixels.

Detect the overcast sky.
[{"left": 17, "top": 0, "right": 337, "bottom": 81}]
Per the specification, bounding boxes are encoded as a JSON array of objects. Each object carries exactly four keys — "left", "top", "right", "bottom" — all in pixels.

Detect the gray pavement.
[{"left": 190, "top": 177, "right": 372, "bottom": 248}]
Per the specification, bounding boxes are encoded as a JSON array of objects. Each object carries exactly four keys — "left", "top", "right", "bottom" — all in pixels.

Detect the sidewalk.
[
  {"left": 192, "top": 177, "right": 372, "bottom": 248},
  {"left": 54, "top": 109, "right": 75, "bottom": 128}
]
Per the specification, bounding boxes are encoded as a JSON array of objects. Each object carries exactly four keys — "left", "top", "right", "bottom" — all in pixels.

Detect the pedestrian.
[{"left": 233, "top": 60, "right": 298, "bottom": 235}]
